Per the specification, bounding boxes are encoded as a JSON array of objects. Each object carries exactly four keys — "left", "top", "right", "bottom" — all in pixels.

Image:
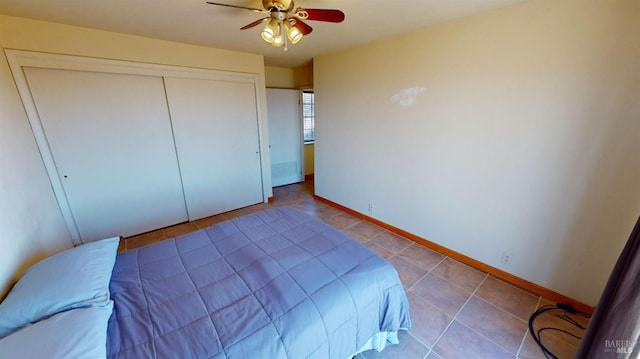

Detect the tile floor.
[{"left": 122, "top": 181, "right": 588, "bottom": 359}]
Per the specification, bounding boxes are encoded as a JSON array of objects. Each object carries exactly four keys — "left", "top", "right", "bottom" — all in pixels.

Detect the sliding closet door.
[
  {"left": 164, "top": 77, "right": 263, "bottom": 221},
  {"left": 24, "top": 68, "right": 188, "bottom": 241}
]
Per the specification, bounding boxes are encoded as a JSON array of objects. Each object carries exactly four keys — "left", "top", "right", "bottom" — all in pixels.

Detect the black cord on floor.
[{"left": 528, "top": 303, "right": 591, "bottom": 358}]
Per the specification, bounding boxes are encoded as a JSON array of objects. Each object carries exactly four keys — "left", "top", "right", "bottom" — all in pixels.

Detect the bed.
[{"left": 0, "top": 207, "right": 411, "bottom": 358}]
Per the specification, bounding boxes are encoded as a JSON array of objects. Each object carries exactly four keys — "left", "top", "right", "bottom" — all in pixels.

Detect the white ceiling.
[{"left": 0, "top": 0, "right": 527, "bottom": 68}]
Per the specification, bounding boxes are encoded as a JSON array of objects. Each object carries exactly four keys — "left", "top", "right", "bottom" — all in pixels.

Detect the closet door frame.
[{"left": 6, "top": 50, "right": 270, "bottom": 245}]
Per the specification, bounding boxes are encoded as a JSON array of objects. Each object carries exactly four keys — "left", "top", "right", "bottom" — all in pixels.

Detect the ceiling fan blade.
[
  {"left": 289, "top": 18, "right": 313, "bottom": 35},
  {"left": 205, "top": 2, "right": 266, "bottom": 13},
  {"left": 240, "top": 17, "right": 269, "bottom": 30},
  {"left": 295, "top": 8, "right": 345, "bottom": 23}
]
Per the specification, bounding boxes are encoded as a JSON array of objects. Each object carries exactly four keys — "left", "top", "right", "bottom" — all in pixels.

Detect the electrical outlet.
[
  {"left": 367, "top": 203, "right": 374, "bottom": 214},
  {"left": 501, "top": 252, "right": 513, "bottom": 265}
]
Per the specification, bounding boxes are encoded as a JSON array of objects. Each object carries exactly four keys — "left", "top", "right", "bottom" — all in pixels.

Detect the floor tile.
[
  {"left": 431, "top": 257, "right": 487, "bottom": 292},
  {"left": 323, "top": 212, "right": 361, "bottom": 229},
  {"left": 410, "top": 274, "right": 472, "bottom": 316},
  {"left": 370, "top": 231, "right": 412, "bottom": 253},
  {"left": 406, "top": 292, "right": 453, "bottom": 348},
  {"left": 475, "top": 276, "right": 539, "bottom": 321},
  {"left": 398, "top": 243, "right": 446, "bottom": 271},
  {"left": 425, "top": 350, "right": 443, "bottom": 358},
  {"left": 456, "top": 296, "right": 528, "bottom": 354},
  {"left": 365, "top": 242, "right": 395, "bottom": 259},
  {"left": 388, "top": 256, "right": 428, "bottom": 289},
  {"left": 518, "top": 329, "right": 578, "bottom": 359},
  {"left": 433, "top": 321, "right": 514, "bottom": 359},
  {"left": 315, "top": 205, "right": 344, "bottom": 219},
  {"left": 276, "top": 192, "right": 299, "bottom": 203},
  {"left": 362, "top": 330, "right": 428, "bottom": 359},
  {"left": 344, "top": 221, "right": 385, "bottom": 242},
  {"left": 292, "top": 200, "right": 325, "bottom": 215},
  {"left": 529, "top": 299, "right": 587, "bottom": 347},
  {"left": 291, "top": 203, "right": 321, "bottom": 217}
]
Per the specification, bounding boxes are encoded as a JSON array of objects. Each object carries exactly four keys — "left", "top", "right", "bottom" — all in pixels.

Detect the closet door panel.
[
  {"left": 164, "top": 77, "right": 263, "bottom": 220},
  {"left": 24, "top": 67, "right": 188, "bottom": 241}
]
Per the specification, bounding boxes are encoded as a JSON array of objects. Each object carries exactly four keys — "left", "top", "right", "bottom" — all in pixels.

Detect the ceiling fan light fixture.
[
  {"left": 260, "top": 18, "right": 279, "bottom": 43},
  {"left": 272, "top": 34, "right": 285, "bottom": 47},
  {"left": 286, "top": 22, "right": 303, "bottom": 44},
  {"left": 272, "top": 20, "right": 286, "bottom": 47},
  {"left": 207, "top": 1, "right": 345, "bottom": 51}
]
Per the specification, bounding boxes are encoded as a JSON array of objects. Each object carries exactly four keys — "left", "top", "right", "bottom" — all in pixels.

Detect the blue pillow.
[
  {"left": 0, "top": 237, "right": 119, "bottom": 338},
  {"left": 0, "top": 301, "right": 113, "bottom": 357}
]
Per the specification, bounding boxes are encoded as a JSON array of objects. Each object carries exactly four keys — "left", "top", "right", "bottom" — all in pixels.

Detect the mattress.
[{"left": 106, "top": 207, "right": 410, "bottom": 358}]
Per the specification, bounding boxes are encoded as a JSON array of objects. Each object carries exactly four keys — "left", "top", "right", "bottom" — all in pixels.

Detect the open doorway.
[{"left": 267, "top": 88, "right": 303, "bottom": 187}]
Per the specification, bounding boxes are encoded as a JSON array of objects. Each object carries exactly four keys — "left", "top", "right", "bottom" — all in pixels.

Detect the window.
[{"left": 302, "top": 91, "right": 314, "bottom": 143}]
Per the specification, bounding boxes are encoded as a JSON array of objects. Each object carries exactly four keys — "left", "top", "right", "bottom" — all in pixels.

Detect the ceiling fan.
[{"left": 206, "top": 0, "right": 345, "bottom": 50}]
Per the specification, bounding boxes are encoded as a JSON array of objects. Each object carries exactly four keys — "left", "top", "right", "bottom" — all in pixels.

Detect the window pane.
[{"left": 302, "top": 92, "right": 314, "bottom": 142}]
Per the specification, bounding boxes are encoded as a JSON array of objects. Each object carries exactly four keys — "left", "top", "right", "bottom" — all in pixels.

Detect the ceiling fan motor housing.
[{"left": 263, "top": 0, "right": 294, "bottom": 12}]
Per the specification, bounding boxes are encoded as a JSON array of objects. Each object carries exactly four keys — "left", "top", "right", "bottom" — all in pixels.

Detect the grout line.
[
  {"left": 516, "top": 296, "right": 543, "bottom": 357},
  {"left": 409, "top": 256, "right": 483, "bottom": 296},
  {"left": 446, "top": 276, "right": 530, "bottom": 357},
  {"left": 402, "top": 298, "right": 437, "bottom": 350},
  {"left": 404, "top": 270, "right": 429, "bottom": 293},
  {"left": 403, "top": 254, "right": 449, "bottom": 294},
  {"left": 484, "top": 274, "right": 539, "bottom": 300},
  {"left": 396, "top": 241, "right": 413, "bottom": 254},
  {"left": 405, "top": 331, "right": 430, "bottom": 353},
  {"left": 424, "top": 255, "right": 447, "bottom": 274},
  {"left": 471, "top": 295, "right": 532, "bottom": 324},
  {"left": 429, "top": 275, "right": 488, "bottom": 353},
  {"left": 454, "top": 320, "right": 518, "bottom": 358},
  {"left": 369, "top": 229, "right": 413, "bottom": 255},
  {"left": 342, "top": 219, "right": 364, "bottom": 232},
  {"left": 427, "top": 265, "right": 481, "bottom": 290}
]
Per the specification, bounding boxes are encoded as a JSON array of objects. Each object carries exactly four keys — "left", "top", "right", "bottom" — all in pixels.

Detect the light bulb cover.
[
  {"left": 260, "top": 18, "right": 278, "bottom": 44},
  {"left": 271, "top": 20, "right": 285, "bottom": 47},
  {"left": 273, "top": 35, "right": 285, "bottom": 47},
  {"left": 287, "top": 23, "right": 303, "bottom": 44}
]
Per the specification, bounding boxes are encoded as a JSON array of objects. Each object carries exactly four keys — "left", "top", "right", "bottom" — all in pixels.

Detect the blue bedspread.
[{"left": 107, "top": 207, "right": 410, "bottom": 358}]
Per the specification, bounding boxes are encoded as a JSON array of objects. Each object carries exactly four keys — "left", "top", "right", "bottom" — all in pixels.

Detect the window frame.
[{"left": 301, "top": 90, "right": 315, "bottom": 144}]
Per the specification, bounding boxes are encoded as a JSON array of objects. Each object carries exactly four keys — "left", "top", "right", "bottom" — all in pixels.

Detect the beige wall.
[
  {"left": 0, "top": 15, "right": 270, "bottom": 297},
  {"left": 315, "top": 0, "right": 640, "bottom": 305},
  {"left": 0, "top": 16, "right": 263, "bottom": 73},
  {"left": 293, "top": 62, "right": 313, "bottom": 89},
  {"left": 297, "top": 62, "right": 314, "bottom": 176},
  {"left": 304, "top": 143, "right": 314, "bottom": 176},
  {"left": 265, "top": 66, "right": 295, "bottom": 88},
  {"left": 265, "top": 62, "right": 313, "bottom": 89},
  {"left": 0, "top": 31, "right": 72, "bottom": 299}
]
